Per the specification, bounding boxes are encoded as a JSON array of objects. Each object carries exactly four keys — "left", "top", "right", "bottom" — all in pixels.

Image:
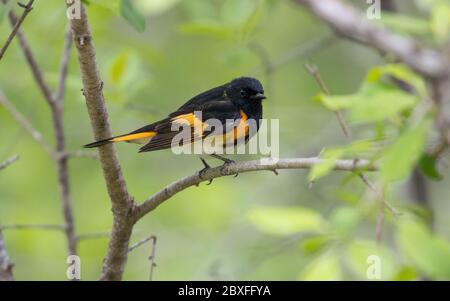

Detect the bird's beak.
[{"left": 251, "top": 93, "right": 266, "bottom": 100}]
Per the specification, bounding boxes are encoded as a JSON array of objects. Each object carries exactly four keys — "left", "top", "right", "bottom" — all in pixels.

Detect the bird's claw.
[
  {"left": 220, "top": 159, "right": 236, "bottom": 175},
  {"left": 199, "top": 158, "right": 213, "bottom": 185}
]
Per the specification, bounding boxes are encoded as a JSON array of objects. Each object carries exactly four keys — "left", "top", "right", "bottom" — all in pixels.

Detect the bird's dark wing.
[
  {"left": 173, "top": 83, "right": 228, "bottom": 114},
  {"left": 138, "top": 100, "right": 241, "bottom": 152}
]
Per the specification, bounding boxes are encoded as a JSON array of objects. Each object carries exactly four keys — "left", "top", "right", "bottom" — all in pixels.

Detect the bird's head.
[{"left": 226, "top": 77, "right": 266, "bottom": 105}]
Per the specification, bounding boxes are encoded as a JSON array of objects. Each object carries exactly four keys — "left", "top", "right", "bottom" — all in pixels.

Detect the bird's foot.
[
  {"left": 198, "top": 158, "right": 213, "bottom": 185},
  {"left": 220, "top": 158, "right": 237, "bottom": 177}
]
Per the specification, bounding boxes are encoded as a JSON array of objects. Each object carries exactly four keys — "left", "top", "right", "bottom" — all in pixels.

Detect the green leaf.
[
  {"left": 317, "top": 83, "right": 418, "bottom": 124},
  {"left": 308, "top": 140, "right": 374, "bottom": 181},
  {"left": 381, "top": 121, "right": 429, "bottom": 183},
  {"left": 110, "top": 52, "right": 130, "bottom": 85},
  {"left": 431, "top": 0, "right": 450, "bottom": 43},
  {"left": 418, "top": 153, "right": 443, "bottom": 181},
  {"left": 121, "top": 0, "right": 146, "bottom": 32},
  {"left": 365, "top": 64, "right": 427, "bottom": 96},
  {"left": 300, "top": 235, "right": 330, "bottom": 254},
  {"left": 329, "top": 206, "right": 362, "bottom": 236},
  {"left": 299, "top": 253, "right": 342, "bottom": 280},
  {"left": 246, "top": 206, "right": 325, "bottom": 236},
  {"left": 397, "top": 219, "right": 450, "bottom": 279},
  {"left": 345, "top": 240, "right": 397, "bottom": 280},
  {"left": 393, "top": 266, "right": 418, "bottom": 281},
  {"left": 85, "top": 0, "right": 121, "bottom": 14},
  {"left": 308, "top": 148, "right": 345, "bottom": 182},
  {"left": 220, "top": 0, "right": 255, "bottom": 26},
  {"left": 178, "top": 22, "right": 233, "bottom": 40}
]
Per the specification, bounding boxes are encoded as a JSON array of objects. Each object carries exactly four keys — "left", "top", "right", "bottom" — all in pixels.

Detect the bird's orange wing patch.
[{"left": 111, "top": 131, "right": 156, "bottom": 142}]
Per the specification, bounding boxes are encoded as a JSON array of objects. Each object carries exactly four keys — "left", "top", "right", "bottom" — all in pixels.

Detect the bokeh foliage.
[{"left": 1, "top": 0, "right": 450, "bottom": 280}]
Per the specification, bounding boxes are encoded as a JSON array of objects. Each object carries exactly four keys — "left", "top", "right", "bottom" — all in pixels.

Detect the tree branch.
[
  {"left": 0, "top": 90, "right": 54, "bottom": 156},
  {"left": 0, "top": 155, "right": 19, "bottom": 171},
  {"left": 294, "top": 0, "right": 450, "bottom": 78},
  {"left": 8, "top": 11, "right": 55, "bottom": 108},
  {"left": 134, "top": 158, "right": 374, "bottom": 220},
  {"left": 69, "top": 4, "right": 134, "bottom": 280},
  {"left": 54, "top": 26, "right": 72, "bottom": 103},
  {"left": 0, "top": 0, "right": 34, "bottom": 61},
  {"left": 0, "top": 224, "right": 66, "bottom": 231},
  {"left": 0, "top": 229, "right": 14, "bottom": 281},
  {"left": 8, "top": 9, "right": 78, "bottom": 255}
]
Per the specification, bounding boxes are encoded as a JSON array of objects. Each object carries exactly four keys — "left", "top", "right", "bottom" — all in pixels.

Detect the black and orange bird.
[{"left": 84, "top": 77, "right": 266, "bottom": 170}]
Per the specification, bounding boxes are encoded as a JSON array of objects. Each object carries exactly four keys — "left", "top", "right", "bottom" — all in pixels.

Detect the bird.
[{"left": 84, "top": 77, "right": 266, "bottom": 174}]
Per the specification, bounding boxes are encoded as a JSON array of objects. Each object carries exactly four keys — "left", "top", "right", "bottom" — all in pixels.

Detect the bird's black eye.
[{"left": 240, "top": 89, "right": 247, "bottom": 97}]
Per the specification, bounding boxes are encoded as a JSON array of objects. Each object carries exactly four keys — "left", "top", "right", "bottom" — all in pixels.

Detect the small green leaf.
[
  {"left": 315, "top": 93, "right": 356, "bottom": 111},
  {"left": 397, "top": 219, "right": 450, "bottom": 279},
  {"left": 299, "top": 253, "right": 342, "bottom": 280},
  {"left": 85, "top": 0, "right": 121, "bottom": 14},
  {"left": 418, "top": 153, "right": 443, "bottom": 181},
  {"left": 220, "top": 0, "right": 255, "bottom": 26},
  {"left": 300, "top": 235, "right": 330, "bottom": 254},
  {"left": 178, "top": 22, "right": 233, "bottom": 40},
  {"left": 431, "top": 0, "right": 450, "bottom": 43},
  {"left": 308, "top": 148, "right": 345, "bottom": 182},
  {"left": 393, "top": 266, "right": 418, "bottom": 281},
  {"left": 329, "top": 206, "right": 362, "bottom": 236},
  {"left": 350, "top": 87, "right": 417, "bottom": 123},
  {"left": 121, "top": 0, "right": 146, "bottom": 32},
  {"left": 365, "top": 64, "right": 427, "bottom": 96},
  {"left": 110, "top": 52, "right": 130, "bottom": 85},
  {"left": 308, "top": 140, "right": 374, "bottom": 181},
  {"left": 247, "top": 206, "right": 325, "bottom": 236},
  {"left": 317, "top": 82, "right": 418, "bottom": 124},
  {"left": 381, "top": 121, "right": 429, "bottom": 183}
]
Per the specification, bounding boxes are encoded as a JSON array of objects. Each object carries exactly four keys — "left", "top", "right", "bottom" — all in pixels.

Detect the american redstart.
[{"left": 84, "top": 77, "right": 266, "bottom": 166}]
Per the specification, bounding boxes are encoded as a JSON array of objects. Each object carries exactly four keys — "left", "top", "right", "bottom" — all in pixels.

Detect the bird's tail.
[{"left": 84, "top": 131, "right": 156, "bottom": 148}]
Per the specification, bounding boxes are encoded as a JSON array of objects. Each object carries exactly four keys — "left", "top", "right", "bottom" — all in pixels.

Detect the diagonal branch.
[
  {"left": 294, "top": 0, "right": 450, "bottom": 78},
  {"left": 0, "top": 0, "right": 34, "bottom": 61},
  {"left": 0, "top": 155, "right": 19, "bottom": 171},
  {"left": 69, "top": 4, "right": 134, "bottom": 281},
  {"left": 8, "top": 11, "right": 56, "bottom": 108},
  {"left": 54, "top": 26, "right": 72, "bottom": 103},
  {"left": 0, "top": 90, "right": 54, "bottom": 156},
  {"left": 134, "top": 158, "right": 375, "bottom": 220}
]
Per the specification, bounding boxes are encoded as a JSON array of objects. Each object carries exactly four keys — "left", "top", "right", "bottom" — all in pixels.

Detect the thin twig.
[
  {"left": 304, "top": 63, "right": 350, "bottom": 138},
  {"left": 0, "top": 90, "right": 54, "bottom": 156},
  {"left": 54, "top": 26, "right": 72, "bottom": 103},
  {"left": 128, "top": 235, "right": 157, "bottom": 281},
  {"left": 0, "top": 224, "right": 66, "bottom": 231},
  {"left": 0, "top": 0, "right": 35, "bottom": 61},
  {"left": 8, "top": 11, "right": 56, "bottom": 108},
  {"left": 0, "top": 155, "right": 19, "bottom": 171}
]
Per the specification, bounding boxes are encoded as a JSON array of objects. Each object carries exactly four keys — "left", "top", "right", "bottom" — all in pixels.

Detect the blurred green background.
[{"left": 1, "top": 0, "right": 450, "bottom": 280}]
